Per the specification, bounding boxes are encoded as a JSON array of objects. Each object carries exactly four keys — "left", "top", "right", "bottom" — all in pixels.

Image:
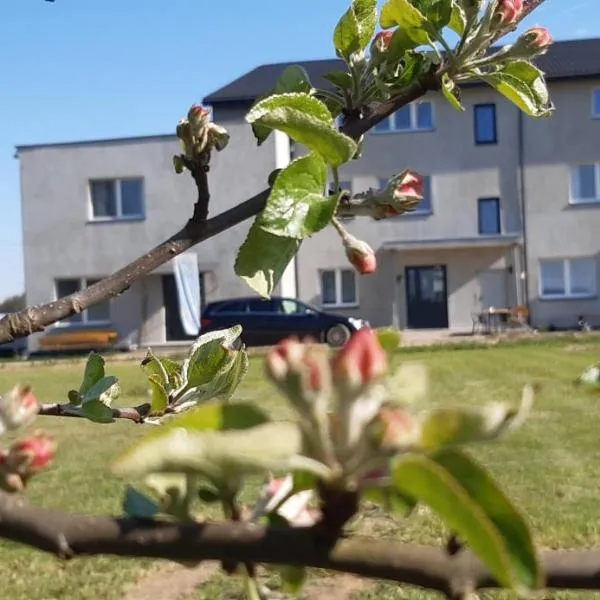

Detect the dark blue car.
[{"left": 200, "top": 297, "right": 368, "bottom": 347}]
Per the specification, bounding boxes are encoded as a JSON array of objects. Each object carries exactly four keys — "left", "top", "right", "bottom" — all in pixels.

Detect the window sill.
[
  {"left": 371, "top": 127, "right": 435, "bottom": 135},
  {"left": 322, "top": 303, "right": 359, "bottom": 309},
  {"left": 540, "top": 294, "right": 598, "bottom": 302},
  {"left": 567, "top": 199, "right": 600, "bottom": 208},
  {"left": 475, "top": 139, "right": 498, "bottom": 146},
  {"left": 87, "top": 216, "right": 146, "bottom": 224}
]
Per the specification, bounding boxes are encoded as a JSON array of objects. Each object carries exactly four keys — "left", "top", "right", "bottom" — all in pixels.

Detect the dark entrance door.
[
  {"left": 405, "top": 265, "right": 449, "bottom": 329},
  {"left": 162, "top": 274, "right": 204, "bottom": 342}
]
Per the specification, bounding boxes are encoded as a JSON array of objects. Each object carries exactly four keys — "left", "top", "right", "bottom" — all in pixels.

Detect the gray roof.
[{"left": 203, "top": 37, "right": 600, "bottom": 105}]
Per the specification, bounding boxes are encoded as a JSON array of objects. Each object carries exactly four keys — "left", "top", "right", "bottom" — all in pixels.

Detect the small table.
[{"left": 479, "top": 308, "right": 511, "bottom": 335}]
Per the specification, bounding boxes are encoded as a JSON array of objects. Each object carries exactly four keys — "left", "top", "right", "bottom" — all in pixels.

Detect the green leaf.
[
  {"left": 144, "top": 473, "right": 194, "bottom": 520},
  {"left": 185, "top": 339, "right": 229, "bottom": 389},
  {"left": 79, "top": 352, "right": 105, "bottom": 396},
  {"left": 244, "top": 574, "right": 262, "bottom": 600},
  {"left": 81, "top": 399, "right": 114, "bottom": 423},
  {"left": 353, "top": 0, "right": 378, "bottom": 48},
  {"left": 258, "top": 153, "right": 335, "bottom": 239},
  {"left": 148, "top": 374, "right": 169, "bottom": 413},
  {"left": 334, "top": 7, "right": 360, "bottom": 59},
  {"left": 363, "top": 486, "right": 417, "bottom": 516},
  {"left": 123, "top": 486, "right": 160, "bottom": 519},
  {"left": 322, "top": 70, "right": 354, "bottom": 91},
  {"left": 81, "top": 376, "right": 118, "bottom": 403},
  {"left": 251, "top": 65, "right": 314, "bottom": 146},
  {"left": 414, "top": 0, "right": 453, "bottom": 30},
  {"left": 441, "top": 73, "right": 464, "bottom": 111},
  {"left": 418, "top": 385, "right": 534, "bottom": 448},
  {"left": 393, "top": 451, "right": 541, "bottom": 592},
  {"left": 375, "top": 327, "right": 401, "bottom": 358},
  {"left": 246, "top": 93, "right": 357, "bottom": 167},
  {"left": 279, "top": 565, "right": 307, "bottom": 594},
  {"left": 478, "top": 61, "right": 552, "bottom": 118},
  {"left": 141, "top": 349, "right": 168, "bottom": 386},
  {"left": 112, "top": 421, "right": 304, "bottom": 482},
  {"left": 235, "top": 217, "right": 300, "bottom": 298},
  {"left": 449, "top": 0, "right": 467, "bottom": 34},
  {"left": 380, "top": 0, "right": 431, "bottom": 45}
]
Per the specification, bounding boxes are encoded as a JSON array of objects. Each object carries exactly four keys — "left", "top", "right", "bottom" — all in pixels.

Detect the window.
[
  {"left": 474, "top": 104, "right": 497, "bottom": 144},
  {"left": 478, "top": 198, "right": 501, "bottom": 235},
  {"left": 247, "top": 298, "right": 277, "bottom": 312},
  {"left": 55, "top": 278, "right": 111, "bottom": 324},
  {"left": 540, "top": 258, "right": 597, "bottom": 299},
  {"left": 214, "top": 300, "right": 248, "bottom": 314},
  {"left": 592, "top": 89, "right": 600, "bottom": 118},
  {"left": 379, "top": 175, "right": 432, "bottom": 215},
  {"left": 89, "top": 178, "right": 145, "bottom": 220},
  {"left": 570, "top": 164, "right": 600, "bottom": 204},
  {"left": 373, "top": 101, "right": 434, "bottom": 133},
  {"left": 320, "top": 269, "right": 358, "bottom": 307},
  {"left": 275, "top": 299, "right": 316, "bottom": 315}
]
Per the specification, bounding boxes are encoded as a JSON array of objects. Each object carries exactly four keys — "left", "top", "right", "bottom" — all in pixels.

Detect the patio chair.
[{"left": 471, "top": 312, "right": 486, "bottom": 335}]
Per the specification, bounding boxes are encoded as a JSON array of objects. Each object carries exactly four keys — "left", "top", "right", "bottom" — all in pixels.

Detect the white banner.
[{"left": 173, "top": 252, "right": 201, "bottom": 336}]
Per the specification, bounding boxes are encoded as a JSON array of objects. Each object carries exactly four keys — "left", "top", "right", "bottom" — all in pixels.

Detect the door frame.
[{"left": 404, "top": 264, "right": 449, "bottom": 329}]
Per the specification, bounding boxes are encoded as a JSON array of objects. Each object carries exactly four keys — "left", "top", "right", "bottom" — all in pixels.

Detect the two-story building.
[{"left": 17, "top": 37, "right": 600, "bottom": 350}]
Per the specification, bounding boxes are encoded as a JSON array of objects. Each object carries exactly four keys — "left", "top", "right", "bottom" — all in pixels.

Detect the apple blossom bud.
[
  {"left": 5, "top": 430, "right": 56, "bottom": 477},
  {"left": 523, "top": 26, "right": 553, "bottom": 50},
  {"left": 331, "top": 328, "right": 388, "bottom": 389},
  {"left": 188, "top": 104, "right": 211, "bottom": 123},
  {"left": 208, "top": 123, "right": 230, "bottom": 151},
  {"left": 0, "top": 385, "right": 40, "bottom": 435},
  {"left": 342, "top": 233, "right": 377, "bottom": 274},
  {"left": 371, "top": 30, "right": 394, "bottom": 55},
  {"left": 395, "top": 170, "right": 424, "bottom": 200},
  {"left": 493, "top": 0, "right": 523, "bottom": 27},
  {"left": 371, "top": 170, "right": 424, "bottom": 219},
  {"left": 368, "top": 407, "right": 420, "bottom": 451}
]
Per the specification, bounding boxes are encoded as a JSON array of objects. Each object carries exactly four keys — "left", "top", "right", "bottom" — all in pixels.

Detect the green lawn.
[{"left": 1, "top": 338, "right": 600, "bottom": 599}]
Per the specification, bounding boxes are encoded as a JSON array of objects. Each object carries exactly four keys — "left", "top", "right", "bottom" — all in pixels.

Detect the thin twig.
[{"left": 38, "top": 402, "right": 151, "bottom": 423}]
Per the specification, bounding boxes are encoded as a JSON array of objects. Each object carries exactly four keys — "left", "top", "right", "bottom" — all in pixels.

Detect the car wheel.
[{"left": 325, "top": 324, "right": 351, "bottom": 348}]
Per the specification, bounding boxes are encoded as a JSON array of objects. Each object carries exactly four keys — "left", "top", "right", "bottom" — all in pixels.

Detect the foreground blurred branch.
[
  {"left": 0, "top": 0, "right": 548, "bottom": 344},
  {"left": 38, "top": 402, "right": 151, "bottom": 423},
  {"left": 0, "top": 492, "right": 599, "bottom": 595}
]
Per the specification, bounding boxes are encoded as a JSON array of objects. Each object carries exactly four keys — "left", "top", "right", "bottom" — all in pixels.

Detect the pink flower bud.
[
  {"left": 395, "top": 170, "right": 424, "bottom": 200},
  {"left": 371, "top": 30, "right": 394, "bottom": 54},
  {"left": 331, "top": 328, "right": 388, "bottom": 388},
  {"left": 6, "top": 430, "right": 56, "bottom": 475},
  {"left": 0, "top": 385, "right": 40, "bottom": 434},
  {"left": 374, "top": 407, "right": 419, "bottom": 450},
  {"left": 188, "top": 104, "right": 210, "bottom": 120},
  {"left": 343, "top": 234, "right": 377, "bottom": 274},
  {"left": 524, "top": 26, "right": 552, "bottom": 50},
  {"left": 494, "top": 0, "right": 523, "bottom": 26}
]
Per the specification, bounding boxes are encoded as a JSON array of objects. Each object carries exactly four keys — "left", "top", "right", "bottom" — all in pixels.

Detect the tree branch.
[
  {"left": 38, "top": 402, "right": 151, "bottom": 423},
  {"left": 0, "top": 188, "right": 269, "bottom": 344},
  {"left": 0, "top": 492, "right": 598, "bottom": 594}
]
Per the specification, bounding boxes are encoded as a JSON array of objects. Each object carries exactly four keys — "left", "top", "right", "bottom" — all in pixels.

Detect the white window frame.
[
  {"left": 539, "top": 258, "right": 597, "bottom": 300},
  {"left": 54, "top": 278, "right": 112, "bottom": 325},
  {"left": 372, "top": 101, "right": 435, "bottom": 134},
  {"left": 379, "top": 174, "right": 433, "bottom": 216},
  {"left": 592, "top": 88, "right": 600, "bottom": 119},
  {"left": 569, "top": 164, "right": 600, "bottom": 205},
  {"left": 319, "top": 268, "right": 359, "bottom": 308},
  {"left": 88, "top": 177, "right": 146, "bottom": 221}
]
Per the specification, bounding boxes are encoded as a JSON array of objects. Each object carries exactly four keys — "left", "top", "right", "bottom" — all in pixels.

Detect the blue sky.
[{"left": 0, "top": 0, "right": 597, "bottom": 299}]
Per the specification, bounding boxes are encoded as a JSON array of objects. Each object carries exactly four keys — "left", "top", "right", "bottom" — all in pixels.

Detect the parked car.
[
  {"left": 0, "top": 314, "right": 28, "bottom": 358},
  {"left": 200, "top": 297, "right": 368, "bottom": 347}
]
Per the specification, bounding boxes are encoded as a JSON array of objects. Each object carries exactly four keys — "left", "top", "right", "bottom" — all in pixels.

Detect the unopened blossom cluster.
[
  {"left": 0, "top": 386, "right": 56, "bottom": 492},
  {"left": 494, "top": 0, "right": 552, "bottom": 55},
  {"left": 265, "top": 328, "right": 421, "bottom": 494}
]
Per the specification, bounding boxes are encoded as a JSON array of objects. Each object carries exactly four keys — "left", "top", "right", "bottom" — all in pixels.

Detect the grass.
[{"left": 0, "top": 337, "right": 600, "bottom": 599}]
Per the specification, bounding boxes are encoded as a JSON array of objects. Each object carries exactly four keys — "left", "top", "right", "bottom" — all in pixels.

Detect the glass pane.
[
  {"left": 216, "top": 301, "right": 247, "bottom": 313},
  {"left": 416, "top": 102, "right": 433, "bottom": 129},
  {"left": 281, "top": 299, "right": 310, "bottom": 315},
  {"left": 478, "top": 198, "right": 501, "bottom": 234},
  {"left": 247, "top": 299, "right": 275, "bottom": 312},
  {"left": 321, "top": 271, "right": 336, "bottom": 304},
  {"left": 373, "top": 117, "right": 392, "bottom": 132},
  {"left": 90, "top": 180, "right": 117, "bottom": 218},
  {"left": 415, "top": 176, "right": 432, "bottom": 213},
  {"left": 594, "top": 90, "right": 600, "bottom": 117},
  {"left": 570, "top": 258, "right": 596, "bottom": 296},
  {"left": 341, "top": 270, "right": 356, "bottom": 304},
  {"left": 540, "top": 261, "right": 565, "bottom": 296},
  {"left": 56, "top": 279, "right": 83, "bottom": 323},
  {"left": 572, "top": 165, "right": 597, "bottom": 200},
  {"left": 85, "top": 279, "right": 110, "bottom": 322},
  {"left": 120, "top": 179, "right": 144, "bottom": 216},
  {"left": 474, "top": 105, "right": 496, "bottom": 143},
  {"left": 394, "top": 106, "right": 412, "bottom": 130}
]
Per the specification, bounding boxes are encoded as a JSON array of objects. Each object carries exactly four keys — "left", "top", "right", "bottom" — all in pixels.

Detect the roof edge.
[{"left": 16, "top": 133, "right": 177, "bottom": 153}]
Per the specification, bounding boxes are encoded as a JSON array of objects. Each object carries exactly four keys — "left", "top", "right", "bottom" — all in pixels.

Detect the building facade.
[{"left": 17, "top": 38, "right": 600, "bottom": 349}]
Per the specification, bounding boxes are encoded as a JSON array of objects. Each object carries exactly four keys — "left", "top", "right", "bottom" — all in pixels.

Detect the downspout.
[{"left": 517, "top": 108, "right": 530, "bottom": 313}]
